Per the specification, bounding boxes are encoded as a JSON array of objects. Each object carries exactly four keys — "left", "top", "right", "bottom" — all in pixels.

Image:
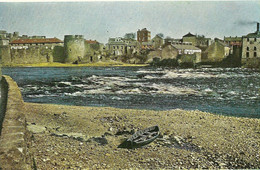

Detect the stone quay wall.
[{"left": 0, "top": 75, "right": 31, "bottom": 169}]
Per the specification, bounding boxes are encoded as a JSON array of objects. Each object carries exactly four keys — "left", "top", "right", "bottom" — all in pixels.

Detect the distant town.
[{"left": 0, "top": 22, "right": 260, "bottom": 68}]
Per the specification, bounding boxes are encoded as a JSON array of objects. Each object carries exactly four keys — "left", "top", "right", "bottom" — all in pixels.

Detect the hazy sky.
[{"left": 0, "top": 1, "right": 259, "bottom": 43}]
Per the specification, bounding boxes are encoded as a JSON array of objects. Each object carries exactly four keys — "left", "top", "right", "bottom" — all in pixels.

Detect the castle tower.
[
  {"left": 64, "top": 35, "right": 85, "bottom": 63},
  {"left": 0, "top": 36, "right": 11, "bottom": 67}
]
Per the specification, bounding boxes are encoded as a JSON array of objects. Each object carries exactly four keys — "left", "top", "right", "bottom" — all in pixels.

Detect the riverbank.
[
  {"left": 2, "top": 61, "right": 148, "bottom": 67},
  {"left": 24, "top": 102, "right": 260, "bottom": 169}
]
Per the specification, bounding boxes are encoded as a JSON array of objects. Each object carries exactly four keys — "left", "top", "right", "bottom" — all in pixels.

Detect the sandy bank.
[
  {"left": 2, "top": 61, "right": 148, "bottom": 68},
  {"left": 24, "top": 102, "right": 260, "bottom": 169}
]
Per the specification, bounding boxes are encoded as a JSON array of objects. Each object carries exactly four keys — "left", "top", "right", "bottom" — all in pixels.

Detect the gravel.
[{"left": 24, "top": 102, "right": 260, "bottom": 169}]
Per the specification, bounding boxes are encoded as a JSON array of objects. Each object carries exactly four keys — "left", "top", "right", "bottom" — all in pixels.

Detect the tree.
[{"left": 124, "top": 33, "right": 136, "bottom": 39}]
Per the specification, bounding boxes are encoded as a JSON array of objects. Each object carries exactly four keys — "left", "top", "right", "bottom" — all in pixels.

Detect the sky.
[{"left": 0, "top": 1, "right": 259, "bottom": 43}]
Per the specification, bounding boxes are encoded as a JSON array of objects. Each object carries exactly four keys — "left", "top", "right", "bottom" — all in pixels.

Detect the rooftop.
[
  {"left": 138, "top": 28, "right": 150, "bottom": 32},
  {"left": 244, "top": 31, "right": 260, "bottom": 38},
  {"left": 224, "top": 36, "right": 242, "bottom": 41},
  {"left": 183, "top": 32, "right": 196, "bottom": 37},
  {"left": 86, "top": 40, "right": 99, "bottom": 44},
  {"left": 153, "top": 35, "right": 163, "bottom": 40},
  {"left": 10, "top": 38, "right": 63, "bottom": 44},
  {"left": 172, "top": 44, "right": 201, "bottom": 51}
]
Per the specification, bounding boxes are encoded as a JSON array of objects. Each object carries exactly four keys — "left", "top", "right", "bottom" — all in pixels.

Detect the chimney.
[{"left": 257, "top": 22, "right": 259, "bottom": 32}]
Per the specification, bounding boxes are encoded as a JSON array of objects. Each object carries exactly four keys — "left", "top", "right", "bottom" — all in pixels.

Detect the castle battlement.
[{"left": 64, "top": 35, "right": 84, "bottom": 40}]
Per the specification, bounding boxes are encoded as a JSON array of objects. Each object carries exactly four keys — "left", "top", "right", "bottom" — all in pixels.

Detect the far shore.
[{"left": 2, "top": 61, "right": 149, "bottom": 68}]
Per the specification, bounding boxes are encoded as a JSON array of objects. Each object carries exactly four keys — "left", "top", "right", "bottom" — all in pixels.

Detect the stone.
[
  {"left": 88, "top": 137, "right": 108, "bottom": 145},
  {"left": 219, "top": 163, "right": 227, "bottom": 168},
  {"left": 173, "top": 136, "right": 184, "bottom": 146},
  {"left": 27, "top": 125, "right": 46, "bottom": 134},
  {"left": 50, "top": 132, "right": 88, "bottom": 142}
]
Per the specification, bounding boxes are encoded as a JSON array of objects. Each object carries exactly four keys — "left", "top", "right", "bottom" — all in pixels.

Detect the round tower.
[{"left": 64, "top": 35, "right": 85, "bottom": 63}]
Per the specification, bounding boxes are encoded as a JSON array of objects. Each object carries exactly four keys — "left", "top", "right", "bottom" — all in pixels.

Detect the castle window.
[
  {"left": 254, "top": 52, "right": 257, "bottom": 57},
  {"left": 254, "top": 47, "right": 257, "bottom": 51},
  {"left": 247, "top": 47, "right": 249, "bottom": 51},
  {"left": 246, "top": 52, "right": 249, "bottom": 58}
]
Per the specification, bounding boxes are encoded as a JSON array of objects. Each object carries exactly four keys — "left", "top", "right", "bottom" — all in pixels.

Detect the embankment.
[{"left": 0, "top": 75, "right": 31, "bottom": 169}]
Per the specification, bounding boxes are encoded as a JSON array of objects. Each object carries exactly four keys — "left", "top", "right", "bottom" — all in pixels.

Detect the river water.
[{"left": 2, "top": 67, "right": 260, "bottom": 118}]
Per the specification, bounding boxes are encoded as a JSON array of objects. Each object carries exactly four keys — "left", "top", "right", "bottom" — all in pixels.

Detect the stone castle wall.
[
  {"left": 10, "top": 46, "right": 52, "bottom": 64},
  {"left": 64, "top": 35, "right": 85, "bottom": 63},
  {"left": 1, "top": 45, "right": 64, "bottom": 65},
  {"left": 0, "top": 46, "right": 11, "bottom": 64},
  {"left": 83, "top": 42, "right": 105, "bottom": 63}
]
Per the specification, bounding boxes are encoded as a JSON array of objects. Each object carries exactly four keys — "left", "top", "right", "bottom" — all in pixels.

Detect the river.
[{"left": 2, "top": 67, "right": 260, "bottom": 118}]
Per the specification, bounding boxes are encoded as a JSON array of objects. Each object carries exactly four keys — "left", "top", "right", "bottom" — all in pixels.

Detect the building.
[
  {"left": 172, "top": 42, "right": 202, "bottom": 55},
  {"left": 224, "top": 36, "right": 242, "bottom": 47},
  {"left": 10, "top": 38, "right": 63, "bottom": 50},
  {"left": 241, "top": 23, "right": 260, "bottom": 66},
  {"left": 0, "top": 30, "right": 65, "bottom": 64},
  {"left": 182, "top": 32, "right": 197, "bottom": 46},
  {"left": 147, "top": 43, "right": 202, "bottom": 66},
  {"left": 107, "top": 37, "right": 127, "bottom": 56},
  {"left": 140, "top": 41, "right": 154, "bottom": 50},
  {"left": 0, "top": 30, "right": 19, "bottom": 42},
  {"left": 164, "top": 37, "right": 182, "bottom": 46},
  {"left": 84, "top": 40, "right": 105, "bottom": 63},
  {"left": 182, "top": 32, "right": 212, "bottom": 47},
  {"left": 137, "top": 28, "right": 151, "bottom": 43},
  {"left": 8, "top": 37, "right": 64, "bottom": 64},
  {"left": 152, "top": 35, "right": 164, "bottom": 49},
  {"left": 107, "top": 37, "right": 138, "bottom": 56},
  {"left": 171, "top": 42, "right": 202, "bottom": 64},
  {"left": 224, "top": 36, "right": 242, "bottom": 56},
  {"left": 202, "top": 39, "right": 230, "bottom": 63}
]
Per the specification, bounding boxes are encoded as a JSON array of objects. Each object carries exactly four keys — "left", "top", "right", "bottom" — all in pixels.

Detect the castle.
[
  {"left": 0, "top": 31, "right": 105, "bottom": 65},
  {"left": 1, "top": 23, "right": 260, "bottom": 68}
]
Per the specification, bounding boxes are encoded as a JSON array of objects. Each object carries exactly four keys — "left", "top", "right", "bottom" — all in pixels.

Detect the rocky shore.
[{"left": 24, "top": 102, "right": 259, "bottom": 169}]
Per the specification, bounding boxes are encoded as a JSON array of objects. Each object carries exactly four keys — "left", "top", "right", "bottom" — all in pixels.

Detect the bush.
[{"left": 150, "top": 58, "right": 178, "bottom": 67}]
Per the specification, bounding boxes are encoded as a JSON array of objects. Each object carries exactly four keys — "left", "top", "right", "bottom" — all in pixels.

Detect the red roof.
[
  {"left": 86, "top": 40, "right": 99, "bottom": 44},
  {"left": 10, "top": 38, "right": 63, "bottom": 44}
]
